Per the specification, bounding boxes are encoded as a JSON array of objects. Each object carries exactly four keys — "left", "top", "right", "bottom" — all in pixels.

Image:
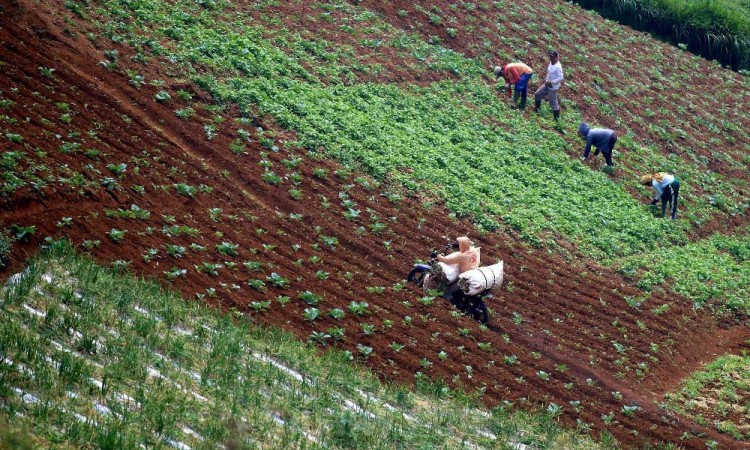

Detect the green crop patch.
[
  {"left": 666, "top": 353, "right": 750, "bottom": 441},
  {"left": 617, "top": 228, "right": 750, "bottom": 314}
]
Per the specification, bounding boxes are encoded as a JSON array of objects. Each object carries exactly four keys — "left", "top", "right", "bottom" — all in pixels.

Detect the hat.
[
  {"left": 639, "top": 174, "right": 652, "bottom": 185},
  {"left": 548, "top": 50, "right": 559, "bottom": 58},
  {"left": 493, "top": 66, "right": 503, "bottom": 77}
]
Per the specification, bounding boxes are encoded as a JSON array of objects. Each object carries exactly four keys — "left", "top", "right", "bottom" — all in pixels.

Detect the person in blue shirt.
[
  {"left": 640, "top": 172, "right": 680, "bottom": 219},
  {"left": 578, "top": 122, "right": 618, "bottom": 167}
]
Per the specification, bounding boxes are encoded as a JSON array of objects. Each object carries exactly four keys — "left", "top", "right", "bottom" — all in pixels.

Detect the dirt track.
[{"left": 1, "top": 2, "right": 749, "bottom": 448}]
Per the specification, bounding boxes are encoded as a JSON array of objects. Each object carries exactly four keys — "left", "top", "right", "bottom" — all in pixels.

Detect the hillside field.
[{"left": 1, "top": 0, "right": 750, "bottom": 448}]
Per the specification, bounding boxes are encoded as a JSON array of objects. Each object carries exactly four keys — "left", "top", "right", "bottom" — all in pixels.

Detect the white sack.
[
  {"left": 458, "top": 261, "right": 504, "bottom": 296},
  {"left": 436, "top": 262, "right": 460, "bottom": 284}
]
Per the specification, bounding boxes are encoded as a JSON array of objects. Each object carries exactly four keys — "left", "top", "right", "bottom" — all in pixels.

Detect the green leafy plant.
[
  {"left": 328, "top": 308, "right": 345, "bottom": 320},
  {"left": 299, "top": 290, "right": 323, "bottom": 305},
  {"left": 216, "top": 241, "right": 239, "bottom": 257},
  {"left": 10, "top": 224, "right": 35, "bottom": 243},
  {"left": 107, "top": 228, "right": 127, "bottom": 242},
  {"left": 266, "top": 272, "right": 290, "bottom": 288},
  {"left": 304, "top": 307, "right": 320, "bottom": 321},
  {"left": 174, "top": 183, "right": 197, "bottom": 197},
  {"left": 348, "top": 301, "right": 369, "bottom": 316}
]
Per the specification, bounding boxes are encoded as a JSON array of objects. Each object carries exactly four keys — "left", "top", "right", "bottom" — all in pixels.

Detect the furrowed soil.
[{"left": 1, "top": 1, "right": 749, "bottom": 448}]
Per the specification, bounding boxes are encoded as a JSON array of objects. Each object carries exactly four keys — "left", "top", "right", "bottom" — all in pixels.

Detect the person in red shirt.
[{"left": 494, "top": 62, "right": 534, "bottom": 110}]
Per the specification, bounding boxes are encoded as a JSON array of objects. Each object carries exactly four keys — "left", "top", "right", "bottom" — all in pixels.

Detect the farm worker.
[
  {"left": 437, "top": 236, "right": 480, "bottom": 274},
  {"left": 534, "top": 50, "right": 564, "bottom": 124},
  {"left": 578, "top": 122, "right": 618, "bottom": 167},
  {"left": 640, "top": 172, "right": 680, "bottom": 219},
  {"left": 494, "top": 62, "right": 534, "bottom": 110}
]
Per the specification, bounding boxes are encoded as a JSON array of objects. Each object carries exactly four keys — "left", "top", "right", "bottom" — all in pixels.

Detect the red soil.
[{"left": 0, "top": 1, "right": 749, "bottom": 449}]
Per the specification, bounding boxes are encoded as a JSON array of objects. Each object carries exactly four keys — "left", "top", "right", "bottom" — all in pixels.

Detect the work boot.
[
  {"left": 553, "top": 110, "right": 560, "bottom": 122},
  {"left": 534, "top": 99, "right": 541, "bottom": 113},
  {"left": 519, "top": 92, "right": 527, "bottom": 110},
  {"left": 512, "top": 91, "right": 520, "bottom": 108}
]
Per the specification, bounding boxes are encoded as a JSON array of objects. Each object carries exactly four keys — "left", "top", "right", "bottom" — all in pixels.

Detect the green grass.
[
  {"left": 0, "top": 227, "right": 11, "bottom": 268},
  {"left": 572, "top": 0, "right": 750, "bottom": 71},
  {"left": 666, "top": 353, "right": 750, "bottom": 441},
  {"left": 0, "top": 240, "right": 604, "bottom": 449}
]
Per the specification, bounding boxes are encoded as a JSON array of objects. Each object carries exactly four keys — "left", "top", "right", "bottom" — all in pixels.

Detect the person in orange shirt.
[{"left": 494, "top": 62, "right": 534, "bottom": 110}]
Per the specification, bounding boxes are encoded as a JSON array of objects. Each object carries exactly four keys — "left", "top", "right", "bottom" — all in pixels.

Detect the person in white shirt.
[
  {"left": 534, "top": 50, "right": 564, "bottom": 124},
  {"left": 640, "top": 172, "right": 680, "bottom": 219}
]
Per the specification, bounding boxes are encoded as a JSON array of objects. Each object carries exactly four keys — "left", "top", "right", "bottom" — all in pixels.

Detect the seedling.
[
  {"left": 164, "top": 267, "right": 187, "bottom": 280},
  {"left": 10, "top": 224, "right": 36, "bottom": 243},
  {"left": 216, "top": 241, "right": 239, "bottom": 257},
  {"left": 304, "top": 308, "right": 320, "bottom": 321},
  {"left": 262, "top": 272, "right": 287, "bottom": 288},
  {"left": 195, "top": 262, "right": 222, "bottom": 276},
  {"left": 389, "top": 342, "right": 405, "bottom": 352},
  {"left": 107, "top": 228, "right": 127, "bottom": 242},
  {"left": 250, "top": 301, "right": 271, "bottom": 312},
  {"left": 56, "top": 217, "right": 73, "bottom": 228},
  {"left": 357, "top": 344, "right": 373, "bottom": 358},
  {"left": 247, "top": 279, "right": 266, "bottom": 292},
  {"left": 327, "top": 327, "right": 346, "bottom": 341},
  {"left": 174, "top": 183, "right": 197, "bottom": 197},
  {"left": 328, "top": 308, "right": 345, "bottom": 320},
  {"left": 348, "top": 301, "right": 369, "bottom": 316},
  {"left": 299, "top": 291, "right": 323, "bottom": 306},
  {"left": 243, "top": 260, "right": 263, "bottom": 272}
]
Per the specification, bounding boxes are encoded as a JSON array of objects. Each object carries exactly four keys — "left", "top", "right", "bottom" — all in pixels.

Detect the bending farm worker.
[
  {"left": 578, "top": 122, "right": 618, "bottom": 167},
  {"left": 534, "top": 50, "right": 564, "bottom": 123},
  {"left": 437, "top": 236, "right": 480, "bottom": 274},
  {"left": 640, "top": 172, "right": 680, "bottom": 220},
  {"left": 494, "top": 62, "right": 534, "bottom": 110}
]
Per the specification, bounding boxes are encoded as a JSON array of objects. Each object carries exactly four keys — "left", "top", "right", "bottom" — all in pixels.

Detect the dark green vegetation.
[{"left": 573, "top": 0, "right": 750, "bottom": 71}]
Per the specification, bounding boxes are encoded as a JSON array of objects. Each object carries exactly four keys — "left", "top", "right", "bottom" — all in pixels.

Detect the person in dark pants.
[
  {"left": 494, "top": 62, "right": 533, "bottom": 109},
  {"left": 534, "top": 50, "right": 564, "bottom": 124},
  {"left": 578, "top": 122, "right": 618, "bottom": 167},
  {"left": 640, "top": 172, "right": 680, "bottom": 219}
]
